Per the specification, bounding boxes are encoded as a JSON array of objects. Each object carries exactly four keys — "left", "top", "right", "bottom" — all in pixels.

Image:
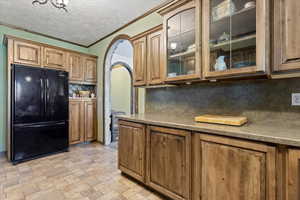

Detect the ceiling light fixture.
[{"left": 32, "top": 0, "right": 69, "bottom": 12}]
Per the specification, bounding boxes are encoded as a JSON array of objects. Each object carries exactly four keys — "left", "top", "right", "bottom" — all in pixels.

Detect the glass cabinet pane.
[
  {"left": 167, "top": 8, "right": 196, "bottom": 78},
  {"left": 209, "top": 0, "right": 256, "bottom": 72}
]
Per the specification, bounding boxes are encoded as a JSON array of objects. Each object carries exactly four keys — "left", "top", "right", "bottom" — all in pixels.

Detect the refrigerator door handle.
[
  {"left": 46, "top": 79, "right": 49, "bottom": 88},
  {"left": 40, "top": 78, "right": 45, "bottom": 117},
  {"left": 44, "top": 78, "right": 48, "bottom": 119}
]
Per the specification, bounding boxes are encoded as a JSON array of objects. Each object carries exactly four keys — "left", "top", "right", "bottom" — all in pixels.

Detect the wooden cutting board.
[{"left": 195, "top": 114, "right": 248, "bottom": 126}]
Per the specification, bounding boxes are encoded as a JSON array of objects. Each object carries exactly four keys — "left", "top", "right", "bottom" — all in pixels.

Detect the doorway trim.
[{"left": 102, "top": 34, "right": 136, "bottom": 145}]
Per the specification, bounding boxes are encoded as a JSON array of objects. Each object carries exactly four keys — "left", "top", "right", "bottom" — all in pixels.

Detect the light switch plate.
[{"left": 292, "top": 93, "right": 300, "bottom": 106}]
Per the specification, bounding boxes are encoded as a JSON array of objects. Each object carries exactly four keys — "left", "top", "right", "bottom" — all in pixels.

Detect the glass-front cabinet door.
[
  {"left": 163, "top": 1, "right": 201, "bottom": 82},
  {"left": 203, "top": 0, "right": 269, "bottom": 78}
]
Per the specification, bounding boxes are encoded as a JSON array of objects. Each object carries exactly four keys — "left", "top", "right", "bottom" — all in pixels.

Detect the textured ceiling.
[{"left": 0, "top": 0, "right": 168, "bottom": 46}]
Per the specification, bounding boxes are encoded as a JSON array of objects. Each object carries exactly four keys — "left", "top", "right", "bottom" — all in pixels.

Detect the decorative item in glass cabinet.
[
  {"left": 212, "top": 0, "right": 236, "bottom": 22},
  {"left": 214, "top": 56, "right": 227, "bottom": 71},
  {"left": 218, "top": 32, "right": 230, "bottom": 43},
  {"left": 32, "top": 0, "right": 69, "bottom": 12},
  {"left": 244, "top": 1, "right": 256, "bottom": 9},
  {"left": 170, "top": 42, "right": 178, "bottom": 50}
]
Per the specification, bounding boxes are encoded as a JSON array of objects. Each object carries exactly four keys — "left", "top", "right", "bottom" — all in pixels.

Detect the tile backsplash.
[
  {"left": 69, "top": 83, "right": 96, "bottom": 97},
  {"left": 145, "top": 78, "right": 300, "bottom": 122}
]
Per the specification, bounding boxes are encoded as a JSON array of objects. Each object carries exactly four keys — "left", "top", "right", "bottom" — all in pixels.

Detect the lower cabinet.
[
  {"left": 69, "top": 100, "right": 84, "bottom": 144},
  {"left": 84, "top": 101, "right": 97, "bottom": 142},
  {"left": 118, "top": 121, "right": 146, "bottom": 182},
  {"left": 69, "top": 99, "right": 97, "bottom": 145},
  {"left": 286, "top": 150, "right": 300, "bottom": 200},
  {"left": 146, "top": 126, "right": 191, "bottom": 200},
  {"left": 277, "top": 148, "right": 300, "bottom": 200},
  {"left": 118, "top": 120, "right": 300, "bottom": 200},
  {"left": 192, "top": 134, "right": 276, "bottom": 200}
]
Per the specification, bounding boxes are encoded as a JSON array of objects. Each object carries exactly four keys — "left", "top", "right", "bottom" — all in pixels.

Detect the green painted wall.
[
  {"left": 88, "top": 12, "right": 163, "bottom": 143},
  {"left": 111, "top": 66, "right": 131, "bottom": 115},
  {"left": 0, "top": 25, "right": 89, "bottom": 152}
]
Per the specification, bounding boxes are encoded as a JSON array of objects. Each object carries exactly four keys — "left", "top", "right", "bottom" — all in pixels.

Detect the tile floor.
[{"left": 0, "top": 143, "right": 166, "bottom": 200}]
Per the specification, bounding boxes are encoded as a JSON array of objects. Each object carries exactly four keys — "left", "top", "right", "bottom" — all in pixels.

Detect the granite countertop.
[{"left": 118, "top": 113, "right": 300, "bottom": 147}]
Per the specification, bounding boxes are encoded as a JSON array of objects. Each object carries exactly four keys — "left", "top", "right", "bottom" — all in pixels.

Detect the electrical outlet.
[{"left": 292, "top": 93, "right": 300, "bottom": 106}]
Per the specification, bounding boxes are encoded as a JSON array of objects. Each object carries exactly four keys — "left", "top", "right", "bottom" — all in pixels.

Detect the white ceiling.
[{"left": 0, "top": 0, "right": 168, "bottom": 46}]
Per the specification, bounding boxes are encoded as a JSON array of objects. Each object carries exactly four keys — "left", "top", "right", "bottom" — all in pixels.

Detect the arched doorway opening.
[
  {"left": 103, "top": 35, "right": 135, "bottom": 145},
  {"left": 110, "top": 62, "right": 134, "bottom": 142}
]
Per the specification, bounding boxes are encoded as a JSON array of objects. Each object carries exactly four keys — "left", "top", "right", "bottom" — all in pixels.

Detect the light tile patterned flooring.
[{"left": 0, "top": 143, "right": 166, "bottom": 200}]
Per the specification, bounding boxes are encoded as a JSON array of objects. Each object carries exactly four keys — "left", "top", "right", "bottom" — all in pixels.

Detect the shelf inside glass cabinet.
[
  {"left": 167, "top": 7, "right": 196, "bottom": 78},
  {"left": 209, "top": 0, "right": 257, "bottom": 72}
]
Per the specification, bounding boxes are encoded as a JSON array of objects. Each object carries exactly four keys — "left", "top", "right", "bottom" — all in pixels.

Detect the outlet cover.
[{"left": 292, "top": 93, "right": 300, "bottom": 106}]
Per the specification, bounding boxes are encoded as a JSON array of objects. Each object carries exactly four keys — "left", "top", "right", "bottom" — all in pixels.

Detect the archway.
[{"left": 103, "top": 35, "right": 135, "bottom": 145}]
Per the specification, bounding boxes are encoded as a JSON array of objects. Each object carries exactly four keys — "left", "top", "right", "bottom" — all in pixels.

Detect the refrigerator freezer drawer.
[{"left": 12, "top": 121, "right": 69, "bottom": 162}]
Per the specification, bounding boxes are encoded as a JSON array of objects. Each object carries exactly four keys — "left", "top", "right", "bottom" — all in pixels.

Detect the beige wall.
[
  {"left": 88, "top": 12, "right": 163, "bottom": 143},
  {"left": 111, "top": 66, "right": 131, "bottom": 115}
]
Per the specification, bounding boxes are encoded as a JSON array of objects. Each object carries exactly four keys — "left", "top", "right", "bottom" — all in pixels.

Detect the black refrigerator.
[{"left": 11, "top": 64, "right": 69, "bottom": 164}]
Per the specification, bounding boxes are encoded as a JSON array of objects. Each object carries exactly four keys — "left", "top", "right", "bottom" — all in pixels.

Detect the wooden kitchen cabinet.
[
  {"left": 13, "top": 40, "right": 42, "bottom": 66},
  {"left": 273, "top": 0, "right": 300, "bottom": 74},
  {"left": 277, "top": 148, "right": 300, "bottom": 200},
  {"left": 202, "top": 0, "right": 269, "bottom": 78},
  {"left": 132, "top": 25, "right": 164, "bottom": 86},
  {"left": 84, "top": 101, "right": 97, "bottom": 142},
  {"left": 84, "top": 57, "right": 97, "bottom": 83},
  {"left": 133, "top": 36, "right": 147, "bottom": 86},
  {"left": 44, "top": 47, "right": 67, "bottom": 71},
  {"left": 69, "top": 99, "right": 97, "bottom": 145},
  {"left": 69, "top": 100, "right": 84, "bottom": 144},
  {"left": 118, "top": 121, "right": 146, "bottom": 182},
  {"left": 147, "top": 29, "right": 165, "bottom": 85},
  {"left": 192, "top": 134, "right": 276, "bottom": 200},
  {"left": 68, "top": 53, "right": 84, "bottom": 82},
  {"left": 159, "top": 0, "right": 201, "bottom": 82},
  {"left": 146, "top": 126, "right": 191, "bottom": 200},
  {"left": 286, "top": 150, "right": 300, "bottom": 200}
]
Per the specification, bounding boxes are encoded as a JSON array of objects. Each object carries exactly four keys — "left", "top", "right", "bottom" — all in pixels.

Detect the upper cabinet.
[
  {"left": 133, "top": 36, "right": 148, "bottom": 86},
  {"left": 13, "top": 41, "right": 42, "bottom": 66},
  {"left": 84, "top": 57, "right": 97, "bottom": 84},
  {"left": 5, "top": 36, "right": 97, "bottom": 84},
  {"left": 44, "top": 47, "right": 68, "bottom": 71},
  {"left": 203, "top": 0, "right": 269, "bottom": 78},
  {"left": 147, "top": 30, "right": 165, "bottom": 85},
  {"left": 132, "top": 25, "right": 164, "bottom": 86},
  {"left": 68, "top": 53, "right": 84, "bottom": 82},
  {"left": 273, "top": 0, "right": 300, "bottom": 74},
  {"left": 160, "top": 0, "right": 201, "bottom": 82}
]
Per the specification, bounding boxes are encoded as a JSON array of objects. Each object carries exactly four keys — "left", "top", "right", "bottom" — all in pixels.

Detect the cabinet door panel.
[
  {"left": 147, "top": 30, "right": 164, "bottom": 85},
  {"left": 274, "top": 0, "right": 300, "bottom": 72},
  {"left": 69, "top": 53, "right": 84, "bottom": 82},
  {"left": 69, "top": 101, "right": 84, "bottom": 144},
  {"left": 192, "top": 134, "right": 276, "bottom": 200},
  {"left": 201, "top": 142, "right": 265, "bottom": 200},
  {"left": 147, "top": 126, "right": 191, "bottom": 200},
  {"left": 287, "top": 150, "right": 300, "bottom": 200},
  {"left": 14, "top": 41, "right": 41, "bottom": 66},
  {"left": 133, "top": 37, "right": 147, "bottom": 86},
  {"left": 84, "top": 57, "right": 97, "bottom": 83},
  {"left": 84, "top": 101, "right": 97, "bottom": 142},
  {"left": 118, "top": 121, "right": 146, "bottom": 182},
  {"left": 44, "top": 48, "right": 67, "bottom": 71}
]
